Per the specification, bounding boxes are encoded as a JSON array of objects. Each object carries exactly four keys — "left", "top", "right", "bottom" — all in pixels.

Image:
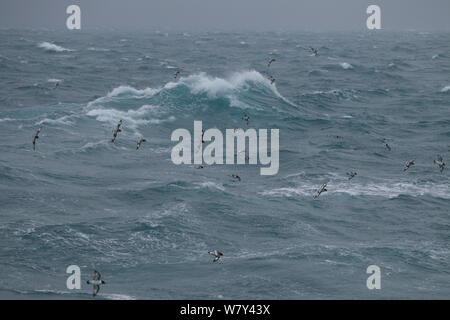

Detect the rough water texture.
[{"left": 0, "top": 29, "right": 449, "bottom": 299}]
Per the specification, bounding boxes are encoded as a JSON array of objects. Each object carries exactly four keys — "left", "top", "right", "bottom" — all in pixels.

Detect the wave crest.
[{"left": 38, "top": 42, "right": 72, "bottom": 52}]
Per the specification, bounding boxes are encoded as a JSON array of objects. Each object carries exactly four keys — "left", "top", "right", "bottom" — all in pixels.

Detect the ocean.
[{"left": 0, "top": 29, "right": 449, "bottom": 299}]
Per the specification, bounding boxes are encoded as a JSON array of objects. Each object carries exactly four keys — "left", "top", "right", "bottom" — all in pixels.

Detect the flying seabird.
[
  {"left": 208, "top": 250, "right": 223, "bottom": 262},
  {"left": 86, "top": 270, "right": 105, "bottom": 297},
  {"left": 314, "top": 183, "right": 327, "bottom": 199},
  {"left": 309, "top": 47, "right": 318, "bottom": 56},
  {"left": 242, "top": 113, "right": 249, "bottom": 125},
  {"left": 433, "top": 155, "right": 445, "bottom": 173},
  {"left": 32, "top": 127, "right": 42, "bottom": 151},
  {"left": 174, "top": 69, "right": 180, "bottom": 79},
  {"left": 53, "top": 82, "right": 59, "bottom": 90},
  {"left": 268, "top": 75, "right": 275, "bottom": 85},
  {"left": 111, "top": 120, "right": 122, "bottom": 143},
  {"left": 231, "top": 174, "right": 241, "bottom": 182},
  {"left": 381, "top": 138, "right": 391, "bottom": 151},
  {"left": 136, "top": 138, "right": 146, "bottom": 150},
  {"left": 267, "top": 58, "right": 276, "bottom": 68},
  {"left": 346, "top": 171, "right": 357, "bottom": 180},
  {"left": 403, "top": 159, "right": 415, "bottom": 172}
]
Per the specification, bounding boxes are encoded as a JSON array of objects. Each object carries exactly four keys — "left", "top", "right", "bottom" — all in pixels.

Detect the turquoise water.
[{"left": 0, "top": 29, "right": 449, "bottom": 299}]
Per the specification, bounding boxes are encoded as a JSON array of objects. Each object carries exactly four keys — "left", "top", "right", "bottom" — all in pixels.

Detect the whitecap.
[
  {"left": 261, "top": 181, "right": 450, "bottom": 199},
  {"left": 36, "top": 115, "right": 74, "bottom": 126},
  {"left": 195, "top": 181, "right": 226, "bottom": 192},
  {"left": 38, "top": 42, "right": 72, "bottom": 52},
  {"left": 440, "top": 85, "right": 450, "bottom": 93},
  {"left": 339, "top": 62, "right": 353, "bottom": 70},
  {"left": 0, "top": 117, "right": 16, "bottom": 123}
]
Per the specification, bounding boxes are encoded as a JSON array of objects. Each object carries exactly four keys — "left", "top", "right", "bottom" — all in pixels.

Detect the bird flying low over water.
[
  {"left": 136, "top": 138, "right": 146, "bottom": 150},
  {"left": 231, "top": 174, "right": 241, "bottom": 182},
  {"left": 268, "top": 75, "right": 275, "bottom": 85},
  {"left": 32, "top": 127, "right": 42, "bottom": 151},
  {"left": 86, "top": 270, "right": 105, "bottom": 297},
  {"left": 267, "top": 58, "right": 276, "bottom": 68},
  {"left": 208, "top": 250, "right": 223, "bottom": 262},
  {"left": 111, "top": 120, "right": 122, "bottom": 143},
  {"left": 346, "top": 171, "right": 357, "bottom": 180},
  {"left": 433, "top": 155, "right": 445, "bottom": 173},
  {"left": 174, "top": 69, "right": 180, "bottom": 79},
  {"left": 380, "top": 138, "right": 391, "bottom": 151},
  {"left": 314, "top": 184, "right": 327, "bottom": 199},
  {"left": 242, "top": 113, "right": 249, "bottom": 125},
  {"left": 309, "top": 47, "right": 318, "bottom": 56},
  {"left": 404, "top": 159, "right": 415, "bottom": 172}
]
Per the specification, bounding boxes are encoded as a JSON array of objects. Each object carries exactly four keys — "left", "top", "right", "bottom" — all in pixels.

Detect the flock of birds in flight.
[{"left": 31, "top": 45, "right": 447, "bottom": 296}]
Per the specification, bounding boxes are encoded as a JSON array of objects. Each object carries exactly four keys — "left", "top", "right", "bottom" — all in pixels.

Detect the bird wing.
[
  {"left": 213, "top": 256, "right": 219, "bottom": 262},
  {"left": 437, "top": 155, "right": 443, "bottom": 162},
  {"left": 94, "top": 270, "right": 101, "bottom": 280}
]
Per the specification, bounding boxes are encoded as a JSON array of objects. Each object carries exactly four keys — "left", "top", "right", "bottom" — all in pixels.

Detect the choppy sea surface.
[{"left": 0, "top": 29, "right": 449, "bottom": 299}]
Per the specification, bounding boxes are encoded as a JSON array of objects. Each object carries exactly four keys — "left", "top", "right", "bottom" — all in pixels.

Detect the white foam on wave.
[
  {"left": 107, "top": 85, "right": 160, "bottom": 98},
  {"left": 86, "top": 104, "right": 175, "bottom": 128},
  {"left": 79, "top": 140, "right": 109, "bottom": 152},
  {"left": 38, "top": 42, "right": 72, "bottom": 52},
  {"left": 178, "top": 70, "right": 296, "bottom": 106},
  {"left": 261, "top": 181, "right": 450, "bottom": 199},
  {"left": 339, "top": 62, "right": 353, "bottom": 70},
  {"left": 195, "top": 181, "right": 226, "bottom": 192},
  {"left": 182, "top": 71, "right": 264, "bottom": 98},
  {"left": 0, "top": 117, "right": 16, "bottom": 123},
  {"left": 47, "top": 78, "right": 62, "bottom": 83},
  {"left": 440, "top": 85, "right": 450, "bottom": 93},
  {"left": 86, "top": 70, "right": 296, "bottom": 113},
  {"left": 87, "top": 47, "right": 110, "bottom": 52},
  {"left": 36, "top": 115, "right": 74, "bottom": 126}
]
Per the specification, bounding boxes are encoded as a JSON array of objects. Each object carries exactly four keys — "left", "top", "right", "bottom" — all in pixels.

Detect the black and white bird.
[
  {"left": 267, "top": 58, "right": 276, "bottom": 68},
  {"left": 242, "top": 113, "right": 249, "bottom": 125},
  {"left": 86, "top": 270, "right": 105, "bottom": 297},
  {"left": 404, "top": 159, "right": 415, "bottom": 172},
  {"left": 208, "top": 250, "right": 223, "bottom": 262},
  {"left": 111, "top": 120, "right": 122, "bottom": 143},
  {"left": 380, "top": 138, "right": 391, "bottom": 151},
  {"left": 433, "top": 155, "right": 445, "bottom": 173},
  {"left": 136, "top": 138, "right": 146, "bottom": 150},
  {"left": 174, "top": 69, "right": 180, "bottom": 79},
  {"left": 346, "top": 171, "right": 357, "bottom": 180},
  {"left": 314, "top": 183, "right": 327, "bottom": 199},
  {"left": 32, "top": 127, "right": 42, "bottom": 151},
  {"left": 231, "top": 174, "right": 241, "bottom": 182},
  {"left": 268, "top": 75, "right": 275, "bottom": 85},
  {"left": 309, "top": 47, "right": 318, "bottom": 56}
]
